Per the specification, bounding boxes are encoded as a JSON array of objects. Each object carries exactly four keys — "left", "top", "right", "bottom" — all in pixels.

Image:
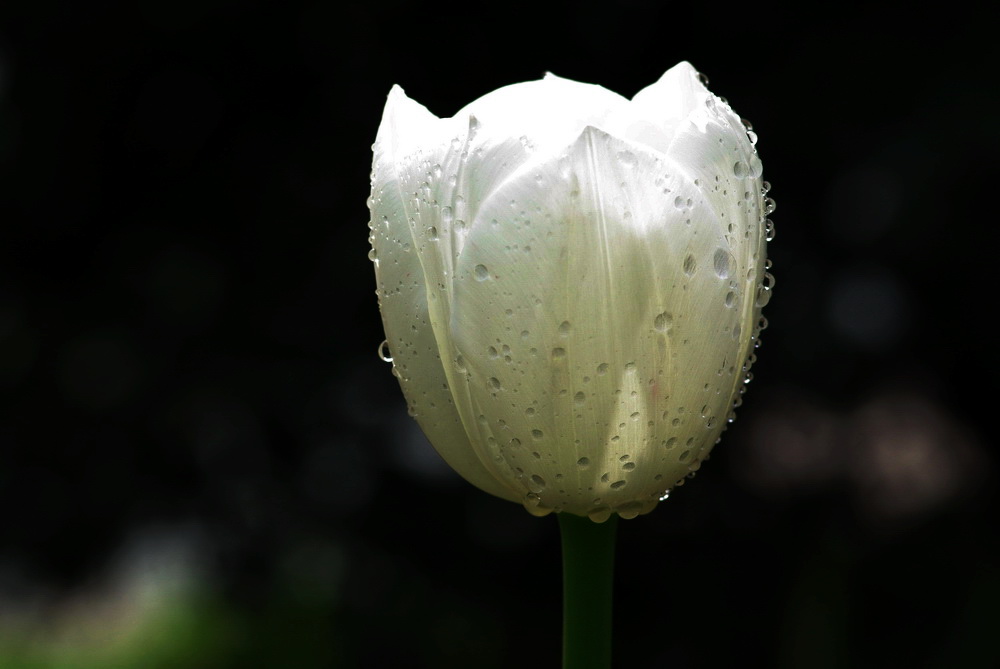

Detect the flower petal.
[
  {"left": 370, "top": 86, "right": 523, "bottom": 503},
  {"left": 446, "top": 123, "right": 760, "bottom": 516}
]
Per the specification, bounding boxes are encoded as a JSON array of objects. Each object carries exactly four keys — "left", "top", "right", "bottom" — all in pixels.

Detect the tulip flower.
[
  {"left": 368, "top": 62, "right": 772, "bottom": 669},
  {"left": 368, "top": 61, "right": 771, "bottom": 522}
]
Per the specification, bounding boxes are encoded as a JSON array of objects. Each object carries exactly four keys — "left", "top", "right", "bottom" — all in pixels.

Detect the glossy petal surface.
[{"left": 369, "top": 63, "right": 770, "bottom": 519}]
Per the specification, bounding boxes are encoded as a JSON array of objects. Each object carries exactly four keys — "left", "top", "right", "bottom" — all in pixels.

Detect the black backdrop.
[{"left": 1, "top": 3, "right": 998, "bottom": 667}]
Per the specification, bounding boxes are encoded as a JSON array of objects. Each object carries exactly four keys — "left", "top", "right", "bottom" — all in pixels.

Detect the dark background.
[{"left": 1, "top": 3, "right": 997, "bottom": 667}]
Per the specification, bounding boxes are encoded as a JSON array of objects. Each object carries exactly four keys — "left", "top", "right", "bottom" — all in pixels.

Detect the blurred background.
[{"left": 0, "top": 2, "right": 997, "bottom": 667}]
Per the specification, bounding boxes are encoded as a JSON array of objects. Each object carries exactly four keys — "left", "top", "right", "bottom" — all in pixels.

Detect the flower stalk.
[{"left": 559, "top": 513, "right": 619, "bottom": 669}]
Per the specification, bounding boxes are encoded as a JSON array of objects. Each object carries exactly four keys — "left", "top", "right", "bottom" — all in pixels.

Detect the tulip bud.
[{"left": 368, "top": 62, "right": 771, "bottom": 521}]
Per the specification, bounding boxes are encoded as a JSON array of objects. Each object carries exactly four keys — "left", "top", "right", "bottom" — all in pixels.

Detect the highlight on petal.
[{"left": 454, "top": 74, "right": 630, "bottom": 157}]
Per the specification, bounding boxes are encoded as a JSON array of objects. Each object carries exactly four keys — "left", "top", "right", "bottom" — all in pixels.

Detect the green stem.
[{"left": 558, "top": 512, "right": 619, "bottom": 669}]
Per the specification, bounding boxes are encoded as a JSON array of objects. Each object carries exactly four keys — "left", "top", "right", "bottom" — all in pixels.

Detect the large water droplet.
[
  {"left": 588, "top": 507, "right": 612, "bottom": 523},
  {"left": 713, "top": 248, "right": 732, "bottom": 279},
  {"left": 654, "top": 312, "right": 673, "bottom": 332},
  {"left": 528, "top": 474, "right": 546, "bottom": 493},
  {"left": 377, "top": 340, "right": 392, "bottom": 362}
]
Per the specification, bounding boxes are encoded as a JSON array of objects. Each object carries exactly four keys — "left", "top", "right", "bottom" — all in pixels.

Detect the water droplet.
[
  {"left": 679, "top": 450, "right": 691, "bottom": 462},
  {"left": 713, "top": 248, "right": 732, "bottom": 279},
  {"left": 733, "top": 161, "right": 747, "bottom": 178},
  {"left": 653, "top": 312, "right": 673, "bottom": 332},
  {"left": 552, "top": 347, "right": 567, "bottom": 360},
  {"left": 617, "top": 150, "right": 636, "bottom": 167},
  {"left": 610, "top": 480, "right": 627, "bottom": 490},
  {"left": 577, "top": 457, "right": 590, "bottom": 469},
  {"left": 756, "top": 285, "right": 772, "bottom": 308},
  {"left": 683, "top": 254, "right": 697, "bottom": 276},
  {"left": 622, "top": 462, "right": 636, "bottom": 471},
  {"left": 531, "top": 429, "right": 544, "bottom": 440},
  {"left": 474, "top": 264, "right": 490, "bottom": 281},
  {"left": 455, "top": 355, "right": 467, "bottom": 373},
  {"left": 601, "top": 472, "right": 611, "bottom": 483},
  {"left": 528, "top": 474, "right": 546, "bottom": 493},
  {"left": 698, "top": 71, "right": 710, "bottom": 86},
  {"left": 488, "top": 377, "right": 501, "bottom": 390},
  {"left": 725, "top": 291, "right": 736, "bottom": 307},
  {"left": 625, "top": 361, "right": 636, "bottom": 373},
  {"left": 765, "top": 219, "right": 776, "bottom": 242},
  {"left": 574, "top": 391, "right": 586, "bottom": 406},
  {"left": 630, "top": 412, "right": 640, "bottom": 421},
  {"left": 597, "top": 363, "right": 609, "bottom": 375},
  {"left": 367, "top": 248, "right": 378, "bottom": 262},
  {"left": 488, "top": 346, "right": 499, "bottom": 359},
  {"left": 426, "top": 226, "right": 438, "bottom": 240},
  {"left": 665, "top": 437, "right": 677, "bottom": 447},
  {"left": 558, "top": 320, "right": 572, "bottom": 336},
  {"left": 377, "top": 340, "right": 392, "bottom": 362},
  {"left": 588, "top": 507, "right": 612, "bottom": 523},
  {"left": 764, "top": 197, "right": 777, "bottom": 215},
  {"left": 441, "top": 206, "right": 454, "bottom": 223}
]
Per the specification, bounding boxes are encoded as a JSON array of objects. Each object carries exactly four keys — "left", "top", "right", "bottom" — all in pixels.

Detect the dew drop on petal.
[
  {"left": 588, "top": 507, "right": 612, "bottom": 523},
  {"left": 713, "top": 248, "right": 732, "bottom": 279},
  {"left": 528, "top": 474, "right": 547, "bottom": 493},
  {"left": 474, "top": 264, "right": 490, "bottom": 281}
]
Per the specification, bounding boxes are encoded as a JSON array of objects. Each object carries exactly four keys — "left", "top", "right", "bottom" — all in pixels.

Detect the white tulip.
[{"left": 368, "top": 62, "right": 772, "bottom": 521}]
